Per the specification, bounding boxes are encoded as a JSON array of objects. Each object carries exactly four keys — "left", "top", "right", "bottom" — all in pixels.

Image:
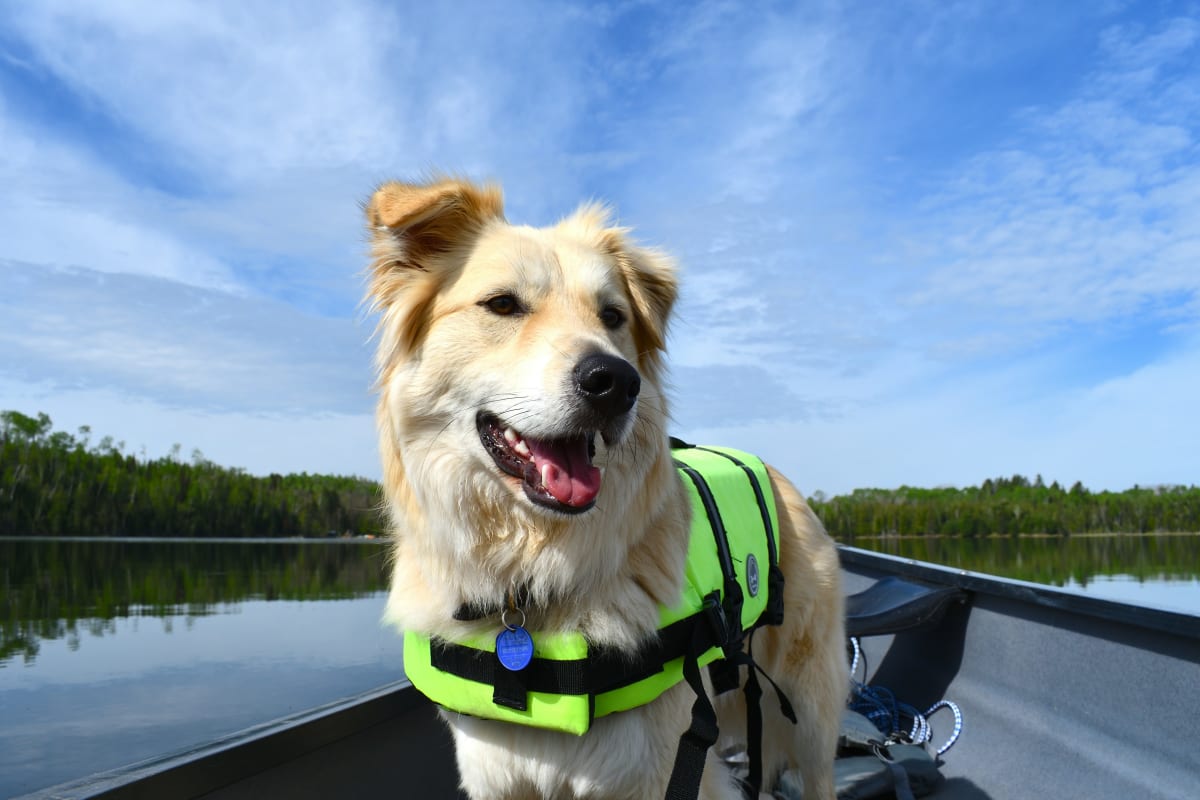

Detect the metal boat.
[{"left": 20, "top": 547, "right": 1199, "bottom": 800}]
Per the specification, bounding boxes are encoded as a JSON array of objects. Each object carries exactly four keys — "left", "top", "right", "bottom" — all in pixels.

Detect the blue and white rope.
[{"left": 847, "top": 637, "right": 964, "bottom": 756}]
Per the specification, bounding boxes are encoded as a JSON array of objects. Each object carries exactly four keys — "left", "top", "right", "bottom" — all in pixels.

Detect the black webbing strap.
[
  {"left": 886, "top": 757, "right": 916, "bottom": 800},
  {"left": 743, "top": 654, "right": 764, "bottom": 795},
  {"left": 430, "top": 639, "right": 590, "bottom": 713},
  {"left": 493, "top": 659, "right": 529, "bottom": 710},
  {"left": 664, "top": 616, "right": 721, "bottom": 800},
  {"left": 727, "top": 633, "right": 798, "bottom": 796},
  {"left": 707, "top": 657, "right": 741, "bottom": 696}
]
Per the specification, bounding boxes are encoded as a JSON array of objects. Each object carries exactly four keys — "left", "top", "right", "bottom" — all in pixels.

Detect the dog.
[{"left": 365, "top": 177, "right": 845, "bottom": 799}]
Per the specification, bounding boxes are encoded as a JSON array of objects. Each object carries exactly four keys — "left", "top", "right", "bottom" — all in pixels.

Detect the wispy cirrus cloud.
[
  {"left": 0, "top": 262, "right": 373, "bottom": 414},
  {"left": 900, "top": 15, "right": 1200, "bottom": 350}
]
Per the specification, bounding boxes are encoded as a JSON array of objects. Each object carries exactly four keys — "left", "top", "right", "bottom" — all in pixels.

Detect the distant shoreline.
[{"left": 845, "top": 530, "right": 1200, "bottom": 540}]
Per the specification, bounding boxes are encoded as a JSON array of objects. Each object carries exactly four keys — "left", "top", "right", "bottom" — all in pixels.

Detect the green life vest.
[{"left": 402, "top": 442, "right": 783, "bottom": 736}]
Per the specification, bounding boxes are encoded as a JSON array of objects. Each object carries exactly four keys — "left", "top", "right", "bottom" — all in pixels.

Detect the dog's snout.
[{"left": 574, "top": 354, "right": 640, "bottom": 417}]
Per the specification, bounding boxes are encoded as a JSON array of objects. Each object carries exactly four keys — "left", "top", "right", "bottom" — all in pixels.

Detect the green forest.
[
  {"left": 3, "top": 409, "right": 1199, "bottom": 538},
  {"left": 809, "top": 476, "right": 1200, "bottom": 539},
  {"left": 1, "top": 410, "right": 384, "bottom": 538}
]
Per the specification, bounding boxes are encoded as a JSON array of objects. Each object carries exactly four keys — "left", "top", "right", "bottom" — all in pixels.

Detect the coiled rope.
[{"left": 847, "top": 637, "right": 964, "bottom": 756}]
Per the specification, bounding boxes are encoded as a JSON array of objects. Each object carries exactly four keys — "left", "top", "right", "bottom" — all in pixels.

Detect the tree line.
[
  {"left": 809, "top": 474, "right": 1200, "bottom": 539},
  {"left": 1, "top": 410, "right": 385, "bottom": 538},
  {"left": 4, "top": 410, "right": 1199, "bottom": 538}
]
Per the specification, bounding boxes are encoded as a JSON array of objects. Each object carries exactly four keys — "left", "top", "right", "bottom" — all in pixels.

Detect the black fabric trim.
[
  {"left": 694, "top": 446, "right": 786, "bottom": 629},
  {"left": 676, "top": 462, "right": 746, "bottom": 654},
  {"left": 675, "top": 463, "right": 736, "bottom": 579},
  {"left": 695, "top": 447, "right": 778, "bottom": 566}
]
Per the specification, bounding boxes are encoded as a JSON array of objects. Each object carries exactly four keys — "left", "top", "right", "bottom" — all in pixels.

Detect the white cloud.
[
  {"left": 5, "top": 2, "right": 406, "bottom": 179},
  {"left": 0, "top": 263, "right": 373, "bottom": 415},
  {"left": 685, "top": 332, "right": 1200, "bottom": 496},
  {"left": 899, "top": 18, "right": 1200, "bottom": 352},
  {"left": 0, "top": 97, "right": 241, "bottom": 292}
]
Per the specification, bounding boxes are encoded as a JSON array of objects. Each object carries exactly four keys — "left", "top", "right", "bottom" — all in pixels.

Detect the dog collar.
[{"left": 452, "top": 584, "right": 535, "bottom": 622}]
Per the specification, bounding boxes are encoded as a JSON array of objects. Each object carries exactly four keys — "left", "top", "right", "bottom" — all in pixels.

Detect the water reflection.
[
  {"left": 0, "top": 538, "right": 401, "bottom": 797},
  {"left": 844, "top": 532, "right": 1200, "bottom": 612},
  {"left": 1, "top": 538, "right": 390, "bottom": 666}
]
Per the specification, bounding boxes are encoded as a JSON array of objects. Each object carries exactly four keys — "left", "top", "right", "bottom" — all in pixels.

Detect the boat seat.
[{"left": 845, "top": 576, "right": 967, "bottom": 638}]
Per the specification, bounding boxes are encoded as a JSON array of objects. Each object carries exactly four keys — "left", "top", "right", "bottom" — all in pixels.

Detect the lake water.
[
  {"left": 1, "top": 538, "right": 402, "bottom": 798},
  {"left": 2, "top": 534, "right": 1198, "bottom": 797}
]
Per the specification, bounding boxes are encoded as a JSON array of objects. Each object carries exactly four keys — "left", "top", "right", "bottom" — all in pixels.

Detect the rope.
[
  {"left": 923, "top": 700, "right": 964, "bottom": 756},
  {"left": 847, "top": 637, "right": 963, "bottom": 756}
]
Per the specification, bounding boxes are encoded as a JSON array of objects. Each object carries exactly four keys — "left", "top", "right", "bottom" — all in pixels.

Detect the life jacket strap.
[
  {"left": 664, "top": 615, "right": 721, "bottom": 800},
  {"left": 427, "top": 602, "right": 717, "bottom": 713}
]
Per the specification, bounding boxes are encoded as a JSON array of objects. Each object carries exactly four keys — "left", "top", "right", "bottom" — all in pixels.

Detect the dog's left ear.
[{"left": 603, "top": 228, "right": 678, "bottom": 365}]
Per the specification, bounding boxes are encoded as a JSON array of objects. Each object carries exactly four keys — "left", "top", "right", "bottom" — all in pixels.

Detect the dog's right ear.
[
  {"left": 366, "top": 178, "right": 504, "bottom": 275},
  {"left": 365, "top": 179, "right": 504, "bottom": 356}
]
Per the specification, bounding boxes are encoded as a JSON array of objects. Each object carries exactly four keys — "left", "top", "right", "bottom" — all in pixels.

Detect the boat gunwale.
[{"left": 838, "top": 545, "right": 1200, "bottom": 640}]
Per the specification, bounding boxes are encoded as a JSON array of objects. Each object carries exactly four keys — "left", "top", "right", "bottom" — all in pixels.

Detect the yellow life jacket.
[{"left": 402, "top": 442, "right": 784, "bottom": 736}]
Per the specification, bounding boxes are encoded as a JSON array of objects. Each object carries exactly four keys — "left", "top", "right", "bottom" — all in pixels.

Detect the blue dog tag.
[{"left": 496, "top": 626, "right": 534, "bottom": 671}]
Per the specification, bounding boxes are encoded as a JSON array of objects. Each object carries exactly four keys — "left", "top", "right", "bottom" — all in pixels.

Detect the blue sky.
[{"left": 2, "top": 1, "right": 1198, "bottom": 496}]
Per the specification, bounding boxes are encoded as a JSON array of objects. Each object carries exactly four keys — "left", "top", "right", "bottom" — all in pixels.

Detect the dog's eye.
[
  {"left": 483, "top": 295, "right": 521, "bottom": 316},
  {"left": 600, "top": 306, "right": 625, "bottom": 329}
]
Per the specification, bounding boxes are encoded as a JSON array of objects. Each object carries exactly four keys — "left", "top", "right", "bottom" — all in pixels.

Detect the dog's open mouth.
[{"left": 476, "top": 412, "right": 600, "bottom": 514}]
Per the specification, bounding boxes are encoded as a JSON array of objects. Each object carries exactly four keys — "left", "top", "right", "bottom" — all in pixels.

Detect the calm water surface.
[
  {"left": 2, "top": 534, "right": 1198, "bottom": 797},
  {"left": 0, "top": 538, "right": 401, "bottom": 798}
]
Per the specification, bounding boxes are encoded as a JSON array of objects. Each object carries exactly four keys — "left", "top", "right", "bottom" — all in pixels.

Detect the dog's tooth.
[
  {"left": 540, "top": 463, "right": 553, "bottom": 488},
  {"left": 514, "top": 439, "right": 531, "bottom": 458},
  {"left": 503, "top": 427, "right": 518, "bottom": 445}
]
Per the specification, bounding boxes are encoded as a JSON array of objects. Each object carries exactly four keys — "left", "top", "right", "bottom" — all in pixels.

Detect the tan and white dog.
[{"left": 365, "top": 178, "right": 845, "bottom": 800}]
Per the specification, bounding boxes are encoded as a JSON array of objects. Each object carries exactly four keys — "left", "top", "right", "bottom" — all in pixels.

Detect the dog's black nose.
[{"left": 574, "top": 354, "right": 640, "bottom": 418}]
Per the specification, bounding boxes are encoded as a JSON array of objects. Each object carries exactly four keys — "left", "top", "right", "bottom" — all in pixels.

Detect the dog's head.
[{"left": 366, "top": 178, "right": 677, "bottom": 538}]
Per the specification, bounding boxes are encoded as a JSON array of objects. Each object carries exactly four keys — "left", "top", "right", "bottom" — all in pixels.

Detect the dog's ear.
[
  {"left": 366, "top": 178, "right": 504, "bottom": 274},
  {"left": 365, "top": 179, "right": 504, "bottom": 356},
  {"left": 602, "top": 228, "right": 678, "bottom": 371}
]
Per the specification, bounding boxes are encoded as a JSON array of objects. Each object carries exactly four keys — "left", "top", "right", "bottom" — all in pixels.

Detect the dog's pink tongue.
[{"left": 526, "top": 436, "right": 601, "bottom": 507}]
